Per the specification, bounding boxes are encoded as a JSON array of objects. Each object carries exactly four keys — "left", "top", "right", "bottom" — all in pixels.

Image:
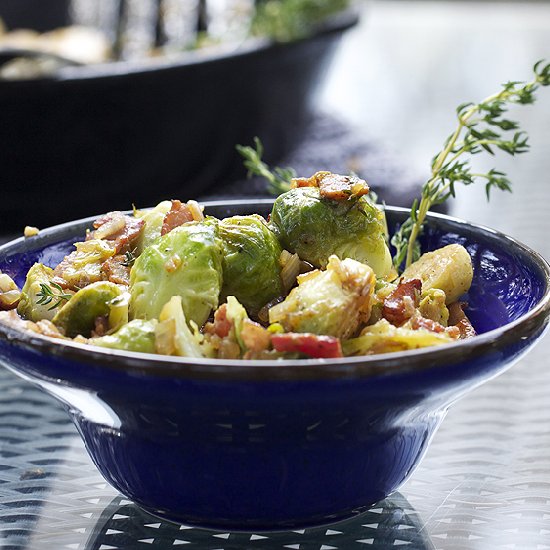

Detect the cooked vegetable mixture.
[{"left": 0, "top": 172, "right": 475, "bottom": 359}]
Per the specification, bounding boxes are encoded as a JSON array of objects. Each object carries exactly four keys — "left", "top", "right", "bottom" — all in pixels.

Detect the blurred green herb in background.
[{"left": 252, "top": 0, "right": 350, "bottom": 42}]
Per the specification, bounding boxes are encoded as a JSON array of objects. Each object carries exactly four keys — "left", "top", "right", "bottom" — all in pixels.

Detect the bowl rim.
[
  {"left": 0, "top": 9, "right": 359, "bottom": 84},
  {"left": 1, "top": 199, "right": 550, "bottom": 382}
]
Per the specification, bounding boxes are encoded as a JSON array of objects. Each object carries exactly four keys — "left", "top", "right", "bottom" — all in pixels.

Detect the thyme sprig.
[
  {"left": 392, "top": 60, "right": 550, "bottom": 271},
  {"left": 36, "top": 282, "right": 72, "bottom": 311},
  {"left": 236, "top": 137, "right": 296, "bottom": 195}
]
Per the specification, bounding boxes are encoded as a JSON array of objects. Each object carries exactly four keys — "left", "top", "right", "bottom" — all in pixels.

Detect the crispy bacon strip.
[
  {"left": 291, "top": 171, "right": 370, "bottom": 200},
  {"left": 291, "top": 171, "right": 331, "bottom": 189},
  {"left": 101, "top": 255, "right": 131, "bottom": 286},
  {"left": 271, "top": 332, "right": 343, "bottom": 358},
  {"left": 88, "top": 211, "right": 144, "bottom": 254},
  {"left": 383, "top": 279, "right": 422, "bottom": 326},
  {"left": 161, "top": 200, "right": 194, "bottom": 236},
  {"left": 448, "top": 302, "right": 477, "bottom": 339},
  {"left": 318, "top": 173, "right": 370, "bottom": 200}
]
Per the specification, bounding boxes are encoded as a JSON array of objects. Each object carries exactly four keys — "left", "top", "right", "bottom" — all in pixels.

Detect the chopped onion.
[
  {"left": 94, "top": 212, "right": 126, "bottom": 240},
  {"left": 187, "top": 200, "right": 205, "bottom": 222},
  {"left": 0, "top": 273, "right": 21, "bottom": 310},
  {"left": 280, "top": 250, "right": 301, "bottom": 293},
  {"left": 155, "top": 318, "right": 177, "bottom": 356}
]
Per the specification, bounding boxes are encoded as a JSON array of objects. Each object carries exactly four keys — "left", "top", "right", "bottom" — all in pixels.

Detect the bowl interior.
[{"left": 1, "top": 200, "right": 547, "bottom": 340}]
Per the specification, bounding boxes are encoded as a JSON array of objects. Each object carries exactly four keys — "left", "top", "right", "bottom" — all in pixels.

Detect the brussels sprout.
[
  {"left": 53, "top": 239, "right": 116, "bottom": 289},
  {"left": 155, "top": 296, "right": 204, "bottom": 357},
  {"left": 418, "top": 289, "right": 449, "bottom": 325},
  {"left": 52, "top": 281, "right": 124, "bottom": 338},
  {"left": 343, "top": 318, "right": 455, "bottom": 356},
  {"left": 129, "top": 222, "right": 223, "bottom": 325},
  {"left": 218, "top": 215, "right": 283, "bottom": 313},
  {"left": 17, "top": 263, "right": 59, "bottom": 322},
  {"left": 134, "top": 200, "right": 172, "bottom": 253},
  {"left": 91, "top": 319, "right": 157, "bottom": 353},
  {"left": 270, "top": 187, "right": 392, "bottom": 278},
  {"left": 108, "top": 292, "right": 130, "bottom": 332},
  {"left": 400, "top": 244, "right": 473, "bottom": 304},
  {"left": 269, "top": 255, "right": 376, "bottom": 339}
]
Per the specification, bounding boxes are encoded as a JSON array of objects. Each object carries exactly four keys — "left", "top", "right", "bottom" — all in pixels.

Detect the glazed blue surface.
[{"left": 0, "top": 204, "right": 549, "bottom": 529}]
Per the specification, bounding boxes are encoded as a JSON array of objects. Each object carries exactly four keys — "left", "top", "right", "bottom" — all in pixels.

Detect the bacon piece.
[
  {"left": 291, "top": 171, "right": 331, "bottom": 189},
  {"left": 88, "top": 211, "right": 144, "bottom": 254},
  {"left": 161, "top": 200, "right": 194, "bottom": 236},
  {"left": 101, "top": 255, "right": 131, "bottom": 286},
  {"left": 318, "top": 173, "right": 370, "bottom": 200},
  {"left": 448, "top": 302, "right": 477, "bottom": 339},
  {"left": 271, "top": 332, "right": 343, "bottom": 358},
  {"left": 383, "top": 279, "right": 422, "bottom": 326},
  {"left": 291, "top": 171, "right": 370, "bottom": 201},
  {"left": 206, "top": 303, "right": 231, "bottom": 338}
]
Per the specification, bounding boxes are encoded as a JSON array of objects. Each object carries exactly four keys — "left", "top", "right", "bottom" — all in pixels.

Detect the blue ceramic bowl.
[{"left": 0, "top": 200, "right": 549, "bottom": 530}]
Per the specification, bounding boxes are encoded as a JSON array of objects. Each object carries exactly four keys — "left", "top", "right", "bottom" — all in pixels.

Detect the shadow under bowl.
[{"left": 0, "top": 201, "right": 549, "bottom": 530}]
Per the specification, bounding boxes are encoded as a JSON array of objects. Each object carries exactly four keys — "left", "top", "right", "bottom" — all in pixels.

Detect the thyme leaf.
[
  {"left": 122, "top": 248, "right": 137, "bottom": 267},
  {"left": 36, "top": 282, "right": 72, "bottom": 311},
  {"left": 391, "top": 59, "right": 550, "bottom": 271},
  {"left": 236, "top": 137, "right": 296, "bottom": 196}
]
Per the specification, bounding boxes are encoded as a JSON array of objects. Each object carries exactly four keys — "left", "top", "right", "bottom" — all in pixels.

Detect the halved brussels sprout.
[
  {"left": 17, "top": 263, "right": 59, "bottom": 322},
  {"left": 91, "top": 319, "right": 157, "bottom": 353},
  {"left": 269, "top": 255, "right": 376, "bottom": 339},
  {"left": 129, "top": 222, "right": 223, "bottom": 325},
  {"left": 52, "top": 281, "right": 123, "bottom": 338},
  {"left": 53, "top": 239, "right": 116, "bottom": 290},
  {"left": 270, "top": 187, "right": 392, "bottom": 278},
  {"left": 400, "top": 244, "right": 473, "bottom": 304},
  {"left": 218, "top": 215, "right": 283, "bottom": 314}
]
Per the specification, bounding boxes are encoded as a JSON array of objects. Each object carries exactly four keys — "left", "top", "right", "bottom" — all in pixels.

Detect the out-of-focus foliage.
[{"left": 252, "top": 0, "right": 350, "bottom": 42}]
